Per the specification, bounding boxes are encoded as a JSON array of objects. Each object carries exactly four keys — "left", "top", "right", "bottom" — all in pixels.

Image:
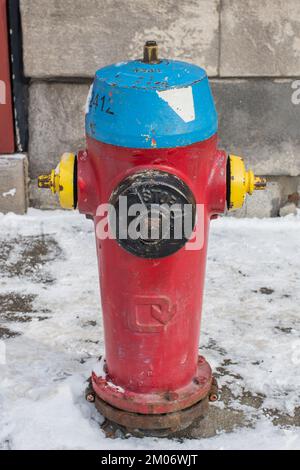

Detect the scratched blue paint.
[{"left": 86, "top": 59, "right": 218, "bottom": 149}]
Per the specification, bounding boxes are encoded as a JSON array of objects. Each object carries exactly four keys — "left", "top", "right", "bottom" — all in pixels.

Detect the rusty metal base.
[
  {"left": 94, "top": 393, "right": 210, "bottom": 437},
  {"left": 85, "top": 368, "right": 218, "bottom": 437},
  {"left": 91, "top": 356, "right": 213, "bottom": 415}
]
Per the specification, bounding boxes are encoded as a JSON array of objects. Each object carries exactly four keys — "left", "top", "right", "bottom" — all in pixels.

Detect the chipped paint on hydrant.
[{"left": 38, "top": 41, "right": 266, "bottom": 436}]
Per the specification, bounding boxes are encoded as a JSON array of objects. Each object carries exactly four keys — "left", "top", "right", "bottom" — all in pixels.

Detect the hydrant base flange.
[
  {"left": 90, "top": 356, "right": 212, "bottom": 415},
  {"left": 95, "top": 393, "right": 210, "bottom": 437},
  {"left": 88, "top": 356, "right": 217, "bottom": 435}
]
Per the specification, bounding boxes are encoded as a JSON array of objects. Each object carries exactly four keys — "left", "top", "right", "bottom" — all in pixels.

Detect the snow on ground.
[{"left": 0, "top": 209, "right": 299, "bottom": 450}]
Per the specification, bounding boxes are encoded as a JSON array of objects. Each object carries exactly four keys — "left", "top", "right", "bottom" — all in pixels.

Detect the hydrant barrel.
[{"left": 80, "top": 51, "right": 226, "bottom": 417}]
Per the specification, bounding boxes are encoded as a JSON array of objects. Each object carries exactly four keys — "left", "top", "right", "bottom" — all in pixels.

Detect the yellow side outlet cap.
[
  {"left": 38, "top": 152, "right": 76, "bottom": 209},
  {"left": 228, "top": 155, "right": 266, "bottom": 210}
]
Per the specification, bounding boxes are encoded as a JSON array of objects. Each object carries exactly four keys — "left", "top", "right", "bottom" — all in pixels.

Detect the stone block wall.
[{"left": 20, "top": 0, "right": 300, "bottom": 216}]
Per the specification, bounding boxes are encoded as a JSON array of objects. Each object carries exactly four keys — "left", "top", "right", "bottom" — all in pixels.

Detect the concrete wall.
[{"left": 19, "top": 0, "right": 300, "bottom": 216}]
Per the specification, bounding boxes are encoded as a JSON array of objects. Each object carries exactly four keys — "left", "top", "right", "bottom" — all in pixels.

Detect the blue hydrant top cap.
[
  {"left": 95, "top": 59, "right": 207, "bottom": 90},
  {"left": 86, "top": 58, "right": 218, "bottom": 149}
]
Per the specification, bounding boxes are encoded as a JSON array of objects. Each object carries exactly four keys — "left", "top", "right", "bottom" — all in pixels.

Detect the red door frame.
[{"left": 0, "top": 0, "right": 15, "bottom": 153}]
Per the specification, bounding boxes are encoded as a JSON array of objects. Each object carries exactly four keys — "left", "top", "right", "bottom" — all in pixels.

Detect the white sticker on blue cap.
[{"left": 157, "top": 86, "right": 195, "bottom": 123}]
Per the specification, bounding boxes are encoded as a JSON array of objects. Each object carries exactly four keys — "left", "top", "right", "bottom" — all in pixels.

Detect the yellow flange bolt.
[
  {"left": 228, "top": 155, "right": 266, "bottom": 210},
  {"left": 38, "top": 152, "right": 76, "bottom": 209}
]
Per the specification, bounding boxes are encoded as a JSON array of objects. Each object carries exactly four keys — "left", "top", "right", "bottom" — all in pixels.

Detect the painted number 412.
[{"left": 91, "top": 93, "right": 114, "bottom": 115}]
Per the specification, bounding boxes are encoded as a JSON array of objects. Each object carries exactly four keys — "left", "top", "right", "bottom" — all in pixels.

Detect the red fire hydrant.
[{"left": 38, "top": 42, "right": 266, "bottom": 435}]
